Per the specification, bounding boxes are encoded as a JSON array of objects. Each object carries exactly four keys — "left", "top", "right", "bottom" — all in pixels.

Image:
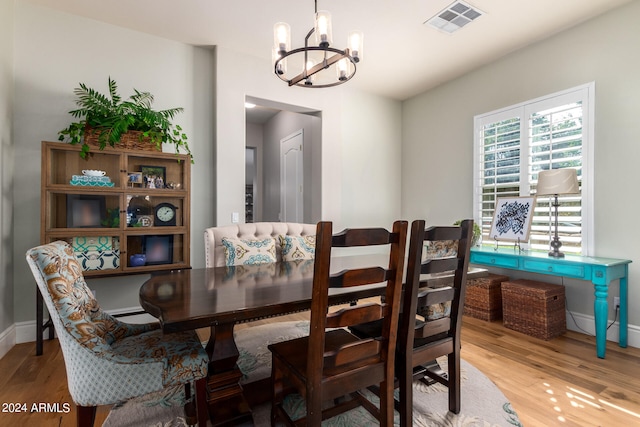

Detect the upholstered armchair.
[{"left": 26, "top": 241, "right": 209, "bottom": 427}]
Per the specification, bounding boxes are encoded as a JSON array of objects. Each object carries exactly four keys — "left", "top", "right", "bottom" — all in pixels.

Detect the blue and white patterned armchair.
[{"left": 26, "top": 241, "right": 209, "bottom": 427}]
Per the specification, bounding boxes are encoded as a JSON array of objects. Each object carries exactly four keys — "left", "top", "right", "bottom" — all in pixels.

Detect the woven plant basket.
[{"left": 84, "top": 128, "right": 160, "bottom": 152}]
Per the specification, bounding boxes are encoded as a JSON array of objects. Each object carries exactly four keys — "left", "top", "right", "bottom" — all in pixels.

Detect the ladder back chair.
[
  {"left": 350, "top": 219, "right": 473, "bottom": 426},
  {"left": 268, "top": 220, "right": 408, "bottom": 426}
]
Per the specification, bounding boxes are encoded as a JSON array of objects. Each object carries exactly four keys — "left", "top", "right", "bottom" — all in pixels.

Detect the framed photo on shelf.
[
  {"left": 128, "top": 172, "right": 143, "bottom": 187},
  {"left": 143, "top": 235, "right": 174, "bottom": 265},
  {"left": 140, "top": 165, "right": 166, "bottom": 189},
  {"left": 489, "top": 196, "right": 536, "bottom": 242},
  {"left": 67, "top": 195, "right": 106, "bottom": 228}
]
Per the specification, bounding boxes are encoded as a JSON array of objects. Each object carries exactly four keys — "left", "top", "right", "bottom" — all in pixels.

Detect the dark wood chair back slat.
[
  {"left": 326, "top": 303, "right": 383, "bottom": 329},
  {"left": 329, "top": 266, "right": 391, "bottom": 288},
  {"left": 416, "top": 287, "right": 456, "bottom": 308},
  {"left": 331, "top": 227, "right": 396, "bottom": 247},
  {"left": 424, "top": 226, "right": 464, "bottom": 242},
  {"left": 323, "top": 338, "right": 382, "bottom": 369},
  {"left": 420, "top": 257, "right": 463, "bottom": 275},
  {"left": 414, "top": 317, "right": 451, "bottom": 338}
]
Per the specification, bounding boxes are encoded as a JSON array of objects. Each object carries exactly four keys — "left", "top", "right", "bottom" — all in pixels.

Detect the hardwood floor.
[
  {"left": 1, "top": 314, "right": 639, "bottom": 426},
  {"left": 461, "top": 317, "right": 640, "bottom": 427}
]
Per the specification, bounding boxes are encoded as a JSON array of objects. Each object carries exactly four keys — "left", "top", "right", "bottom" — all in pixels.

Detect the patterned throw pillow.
[
  {"left": 279, "top": 235, "right": 316, "bottom": 261},
  {"left": 221, "top": 237, "right": 277, "bottom": 266},
  {"left": 423, "top": 240, "right": 458, "bottom": 261},
  {"left": 422, "top": 241, "right": 457, "bottom": 319},
  {"left": 420, "top": 300, "right": 452, "bottom": 321}
]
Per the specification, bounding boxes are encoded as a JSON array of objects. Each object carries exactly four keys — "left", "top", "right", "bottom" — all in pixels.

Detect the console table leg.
[
  {"left": 619, "top": 271, "right": 628, "bottom": 348},
  {"left": 593, "top": 283, "right": 608, "bottom": 359}
]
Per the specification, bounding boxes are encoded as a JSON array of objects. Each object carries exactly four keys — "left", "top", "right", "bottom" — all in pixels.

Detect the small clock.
[{"left": 154, "top": 202, "right": 177, "bottom": 226}]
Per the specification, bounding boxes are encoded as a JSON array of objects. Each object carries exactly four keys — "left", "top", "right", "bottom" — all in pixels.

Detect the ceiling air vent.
[{"left": 426, "top": 1, "right": 484, "bottom": 34}]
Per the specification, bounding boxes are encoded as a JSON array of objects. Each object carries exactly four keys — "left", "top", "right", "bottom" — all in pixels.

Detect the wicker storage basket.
[
  {"left": 84, "top": 129, "right": 160, "bottom": 152},
  {"left": 463, "top": 274, "right": 510, "bottom": 321},
  {"left": 502, "top": 279, "right": 566, "bottom": 340}
]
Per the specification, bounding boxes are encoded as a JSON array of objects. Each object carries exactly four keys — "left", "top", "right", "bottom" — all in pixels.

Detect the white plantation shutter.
[
  {"left": 477, "top": 114, "right": 522, "bottom": 242},
  {"left": 473, "top": 84, "right": 594, "bottom": 255}
]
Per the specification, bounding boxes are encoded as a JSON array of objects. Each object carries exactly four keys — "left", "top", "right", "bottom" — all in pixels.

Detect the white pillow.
[{"left": 221, "top": 237, "right": 277, "bottom": 266}]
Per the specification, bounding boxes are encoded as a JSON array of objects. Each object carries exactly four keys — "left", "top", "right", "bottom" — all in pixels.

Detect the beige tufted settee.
[{"left": 204, "top": 222, "right": 317, "bottom": 268}]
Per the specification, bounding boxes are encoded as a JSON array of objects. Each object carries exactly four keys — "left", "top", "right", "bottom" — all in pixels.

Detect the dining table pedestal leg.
[{"left": 205, "top": 324, "right": 253, "bottom": 426}]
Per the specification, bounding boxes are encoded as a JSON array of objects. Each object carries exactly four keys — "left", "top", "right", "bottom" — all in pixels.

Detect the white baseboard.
[
  {"left": 14, "top": 306, "right": 157, "bottom": 345},
  {"left": 565, "top": 311, "right": 640, "bottom": 349},
  {"left": 15, "top": 319, "right": 37, "bottom": 344},
  {"left": 0, "top": 324, "right": 16, "bottom": 360}
]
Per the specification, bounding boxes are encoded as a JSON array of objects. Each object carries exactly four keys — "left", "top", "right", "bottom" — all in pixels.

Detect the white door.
[{"left": 280, "top": 130, "right": 303, "bottom": 222}]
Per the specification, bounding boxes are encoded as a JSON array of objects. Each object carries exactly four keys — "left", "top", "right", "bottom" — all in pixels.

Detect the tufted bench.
[{"left": 204, "top": 222, "right": 316, "bottom": 267}]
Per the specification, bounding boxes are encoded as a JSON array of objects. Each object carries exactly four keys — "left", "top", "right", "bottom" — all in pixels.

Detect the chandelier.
[{"left": 273, "top": 0, "right": 363, "bottom": 88}]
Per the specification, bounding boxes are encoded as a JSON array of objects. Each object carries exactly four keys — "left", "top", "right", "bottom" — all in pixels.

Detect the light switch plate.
[{"left": 232, "top": 212, "right": 239, "bottom": 223}]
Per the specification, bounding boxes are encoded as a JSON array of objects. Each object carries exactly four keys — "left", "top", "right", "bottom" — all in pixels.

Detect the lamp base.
[
  {"left": 549, "top": 235, "right": 564, "bottom": 258},
  {"left": 548, "top": 249, "right": 565, "bottom": 258}
]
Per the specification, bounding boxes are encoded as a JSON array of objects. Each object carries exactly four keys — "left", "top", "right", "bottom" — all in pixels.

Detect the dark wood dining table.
[{"left": 139, "top": 256, "right": 487, "bottom": 426}]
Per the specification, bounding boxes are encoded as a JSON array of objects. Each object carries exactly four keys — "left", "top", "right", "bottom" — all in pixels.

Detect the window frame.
[{"left": 473, "top": 83, "right": 595, "bottom": 256}]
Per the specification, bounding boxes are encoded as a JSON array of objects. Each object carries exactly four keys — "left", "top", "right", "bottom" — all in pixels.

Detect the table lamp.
[{"left": 536, "top": 169, "right": 580, "bottom": 258}]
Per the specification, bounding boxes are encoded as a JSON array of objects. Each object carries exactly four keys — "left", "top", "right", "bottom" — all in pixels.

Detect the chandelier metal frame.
[{"left": 273, "top": 0, "right": 362, "bottom": 88}]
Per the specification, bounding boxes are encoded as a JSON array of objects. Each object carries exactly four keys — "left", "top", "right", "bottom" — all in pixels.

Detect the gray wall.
[
  {"left": 262, "top": 111, "right": 321, "bottom": 224},
  {"left": 0, "top": 0, "right": 14, "bottom": 340},
  {"left": 11, "top": 2, "right": 215, "bottom": 330},
  {"left": 401, "top": 1, "right": 640, "bottom": 333}
]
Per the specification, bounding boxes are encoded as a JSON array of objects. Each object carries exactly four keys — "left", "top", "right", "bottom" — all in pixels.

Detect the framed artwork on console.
[{"left": 489, "top": 196, "right": 536, "bottom": 242}]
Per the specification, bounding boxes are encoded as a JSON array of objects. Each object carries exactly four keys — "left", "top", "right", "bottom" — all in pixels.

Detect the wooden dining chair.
[
  {"left": 268, "top": 220, "right": 408, "bottom": 426},
  {"left": 350, "top": 219, "right": 473, "bottom": 426}
]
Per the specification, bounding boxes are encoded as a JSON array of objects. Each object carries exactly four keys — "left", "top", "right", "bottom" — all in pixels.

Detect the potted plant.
[
  {"left": 58, "top": 77, "right": 193, "bottom": 162},
  {"left": 454, "top": 219, "right": 482, "bottom": 247}
]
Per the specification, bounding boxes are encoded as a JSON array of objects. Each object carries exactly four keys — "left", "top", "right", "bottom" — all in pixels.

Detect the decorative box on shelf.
[
  {"left": 501, "top": 279, "right": 566, "bottom": 340},
  {"left": 72, "top": 236, "right": 120, "bottom": 271},
  {"left": 75, "top": 250, "right": 120, "bottom": 271},
  {"left": 70, "top": 175, "right": 115, "bottom": 187}
]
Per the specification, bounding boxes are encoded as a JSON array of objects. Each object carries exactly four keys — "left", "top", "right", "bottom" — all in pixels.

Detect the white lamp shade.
[{"left": 537, "top": 169, "right": 579, "bottom": 196}]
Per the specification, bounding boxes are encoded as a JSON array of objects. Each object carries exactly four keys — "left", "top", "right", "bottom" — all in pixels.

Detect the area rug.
[{"left": 104, "top": 321, "right": 522, "bottom": 427}]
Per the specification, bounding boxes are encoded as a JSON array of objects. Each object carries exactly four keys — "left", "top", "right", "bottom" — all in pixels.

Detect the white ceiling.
[{"left": 27, "top": 0, "right": 631, "bottom": 100}]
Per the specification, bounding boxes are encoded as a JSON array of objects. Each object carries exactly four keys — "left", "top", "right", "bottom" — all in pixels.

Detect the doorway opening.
[
  {"left": 244, "top": 96, "right": 322, "bottom": 224},
  {"left": 245, "top": 147, "right": 257, "bottom": 223}
]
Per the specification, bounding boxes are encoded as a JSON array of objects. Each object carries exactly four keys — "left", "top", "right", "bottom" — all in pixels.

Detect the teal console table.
[{"left": 470, "top": 247, "right": 631, "bottom": 358}]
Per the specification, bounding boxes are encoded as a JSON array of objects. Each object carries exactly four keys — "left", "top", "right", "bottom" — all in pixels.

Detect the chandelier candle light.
[
  {"left": 274, "top": 0, "right": 363, "bottom": 87},
  {"left": 536, "top": 168, "right": 580, "bottom": 258}
]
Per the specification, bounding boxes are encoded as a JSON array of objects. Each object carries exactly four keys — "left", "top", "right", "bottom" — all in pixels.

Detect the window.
[{"left": 473, "top": 83, "right": 594, "bottom": 255}]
